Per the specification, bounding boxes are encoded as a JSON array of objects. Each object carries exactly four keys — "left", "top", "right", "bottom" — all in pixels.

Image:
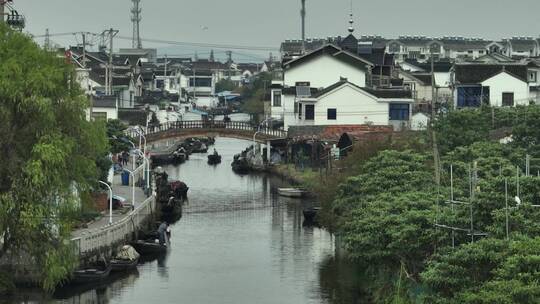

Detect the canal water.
[{"left": 36, "top": 138, "right": 362, "bottom": 303}]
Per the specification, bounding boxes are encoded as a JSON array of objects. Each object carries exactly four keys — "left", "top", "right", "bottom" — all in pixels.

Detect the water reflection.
[{"left": 41, "top": 137, "right": 362, "bottom": 304}]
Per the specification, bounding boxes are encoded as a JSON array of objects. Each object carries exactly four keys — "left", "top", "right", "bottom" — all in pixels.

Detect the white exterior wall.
[
  {"left": 270, "top": 90, "right": 285, "bottom": 120},
  {"left": 399, "top": 62, "right": 425, "bottom": 72},
  {"left": 283, "top": 94, "right": 296, "bottom": 130},
  {"left": 481, "top": 72, "right": 530, "bottom": 106},
  {"left": 411, "top": 113, "right": 429, "bottom": 131},
  {"left": 85, "top": 107, "right": 118, "bottom": 121},
  {"left": 308, "top": 86, "right": 389, "bottom": 126},
  {"left": 284, "top": 54, "right": 367, "bottom": 88},
  {"left": 434, "top": 72, "right": 451, "bottom": 88}
]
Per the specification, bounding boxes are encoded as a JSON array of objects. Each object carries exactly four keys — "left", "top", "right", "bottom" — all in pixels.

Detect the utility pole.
[
  {"left": 431, "top": 52, "right": 441, "bottom": 185},
  {"left": 44, "top": 28, "right": 50, "bottom": 50},
  {"left": 104, "top": 28, "right": 118, "bottom": 95},
  {"left": 301, "top": 0, "right": 306, "bottom": 53},
  {"left": 131, "top": 0, "right": 142, "bottom": 49},
  {"left": 82, "top": 32, "right": 87, "bottom": 69},
  {"left": 164, "top": 55, "right": 168, "bottom": 92}
]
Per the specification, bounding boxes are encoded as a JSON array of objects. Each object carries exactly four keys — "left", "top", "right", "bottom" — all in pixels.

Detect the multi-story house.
[{"left": 272, "top": 43, "right": 413, "bottom": 131}]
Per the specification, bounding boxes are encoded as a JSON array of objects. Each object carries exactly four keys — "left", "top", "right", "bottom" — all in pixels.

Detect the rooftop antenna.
[
  {"left": 348, "top": 0, "right": 354, "bottom": 34},
  {"left": 131, "top": 0, "right": 142, "bottom": 49},
  {"left": 301, "top": 0, "right": 306, "bottom": 53}
]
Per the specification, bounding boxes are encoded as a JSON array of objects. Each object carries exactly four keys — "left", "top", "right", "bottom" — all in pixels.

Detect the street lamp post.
[
  {"left": 134, "top": 148, "right": 150, "bottom": 191},
  {"left": 135, "top": 127, "right": 147, "bottom": 156},
  {"left": 98, "top": 181, "right": 113, "bottom": 225},
  {"left": 253, "top": 118, "right": 271, "bottom": 156}
]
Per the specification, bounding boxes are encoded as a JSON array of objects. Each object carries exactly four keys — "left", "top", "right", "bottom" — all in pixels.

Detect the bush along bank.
[{"left": 314, "top": 105, "right": 540, "bottom": 303}]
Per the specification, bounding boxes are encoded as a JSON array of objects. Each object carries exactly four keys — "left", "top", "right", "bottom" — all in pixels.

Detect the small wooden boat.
[
  {"left": 110, "top": 257, "right": 139, "bottom": 272},
  {"left": 303, "top": 207, "right": 321, "bottom": 222},
  {"left": 278, "top": 188, "right": 307, "bottom": 198},
  {"left": 132, "top": 239, "right": 168, "bottom": 255},
  {"left": 72, "top": 263, "right": 112, "bottom": 284},
  {"left": 208, "top": 153, "right": 222, "bottom": 165}
]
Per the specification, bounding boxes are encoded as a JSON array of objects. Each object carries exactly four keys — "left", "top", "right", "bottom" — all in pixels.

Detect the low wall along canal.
[{"left": 14, "top": 137, "right": 364, "bottom": 304}]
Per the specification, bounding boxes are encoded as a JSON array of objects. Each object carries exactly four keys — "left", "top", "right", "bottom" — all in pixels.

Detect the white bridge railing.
[
  {"left": 71, "top": 196, "right": 155, "bottom": 257},
  {"left": 127, "top": 120, "right": 288, "bottom": 140}
]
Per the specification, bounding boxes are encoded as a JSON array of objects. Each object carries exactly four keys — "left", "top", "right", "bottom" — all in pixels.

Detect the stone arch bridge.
[{"left": 131, "top": 121, "right": 288, "bottom": 144}]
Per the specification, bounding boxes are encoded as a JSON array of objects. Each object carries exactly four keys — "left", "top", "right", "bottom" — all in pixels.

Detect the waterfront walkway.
[
  {"left": 71, "top": 161, "right": 155, "bottom": 257},
  {"left": 72, "top": 172, "right": 147, "bottom": 238}
]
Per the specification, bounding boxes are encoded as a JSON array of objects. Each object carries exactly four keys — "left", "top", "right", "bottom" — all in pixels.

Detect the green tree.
[
  {"left": 106, "top": 119, "right": 131, "bottom": 154},
  {"left": 422, "top": 237, "right": 540, "bottom": 304},
  {"left": 0, "top": 24, "right": 108, "bottom": 291},
  {"left": 215, "top": 78, "right": 237, "bottom": 93}
]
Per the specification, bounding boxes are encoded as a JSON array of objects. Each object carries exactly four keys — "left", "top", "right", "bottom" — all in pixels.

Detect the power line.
[{"left": 30, "top": 31, "right": 279, "bottom": 52}]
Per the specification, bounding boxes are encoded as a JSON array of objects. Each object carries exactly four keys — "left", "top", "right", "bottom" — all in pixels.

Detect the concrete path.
[{"left": 72, "top": 161, "right": 148, "bottom": 238}]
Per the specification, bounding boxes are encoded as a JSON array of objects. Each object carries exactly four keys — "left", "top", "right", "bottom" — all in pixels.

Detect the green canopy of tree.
[
  {"left": 435, "top": 105, "right": 540, "bottom": 155},
  {"left": 422, "top": 237, "right": 540, "bottom": 304},
  {"left": 106, "top": 119, "right": 132, "bottom": 154},
  {"left": 0, "top": 24, "right": 108, "bottom": 291},
  {"left": 215, "top": 78, "right": 237, "bottom": 93}
]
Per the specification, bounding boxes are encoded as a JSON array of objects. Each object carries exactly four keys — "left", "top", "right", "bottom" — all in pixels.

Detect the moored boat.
[
  {"left": 71, "top": 262, "right": 112, "bottom": 284},
  {"left": 110, "top": 258, "right": 139, "bottom": 272},
  {"left": 303, "top": 207, "right": 321, "bottom": 222},
  {"left": 208, "top": 153, "right": 222, "bottom": 165},
  {"left": 132, "top": 239, "right": 168, "bottom": 256},
  {"left": 110, "top": 245, "right": 140, "bottom": 272},
  {"left": 278, "top": 188, "right": 307, "bottom": 198}
]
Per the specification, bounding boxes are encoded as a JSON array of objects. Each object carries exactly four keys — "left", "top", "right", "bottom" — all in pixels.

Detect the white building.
[
  {"left": 86, "top": 96, "right": 118, "bottom": 121},
  {"left": 272, "top": 44, "right": 413, "bottom": 130},
  {"left": 453, "top": 63, "right": 530, "bottom": 107}
]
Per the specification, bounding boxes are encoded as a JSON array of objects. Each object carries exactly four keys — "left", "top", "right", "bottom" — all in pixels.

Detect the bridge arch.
[{"left": 130, "top": 121, "right": 287, "bottom": 144}]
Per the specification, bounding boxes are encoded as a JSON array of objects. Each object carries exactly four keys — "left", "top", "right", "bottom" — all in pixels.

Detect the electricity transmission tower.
[{"left": 131, "top": 0, "right": 142, "bottom": 49}]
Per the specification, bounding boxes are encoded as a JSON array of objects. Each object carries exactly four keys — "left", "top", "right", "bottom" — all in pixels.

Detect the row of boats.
[
  {"left": 151, "top": 137, "right": 216, "bottom": 167},
  {"left": 70, "top": 169, "right": 188, "bottom": 287},
  {"left": 71, "top": 235, "right": 169, "bottom": 285}
]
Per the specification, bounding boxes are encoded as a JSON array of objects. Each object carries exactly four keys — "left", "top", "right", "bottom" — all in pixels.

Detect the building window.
[
  {"left": 305, "top": 105, "right": 315, "bottom": 120},
  {"left": 327, "top": 108, "right": 337, "bottom": 120},
  {"left": 502, "top": 92, "right": 514, "bottom": 107},
  {"left": 389, "top": 104, "right": 410, "bottom": 120},
  {"left": 298, "top": 102, "right": 302, "bottom": 118},
  {"left": 529, "top": 72, "right": 537, "bottom": 83},
  {"left": 273, "top": 91, "right": 282, "bottom": 107}
]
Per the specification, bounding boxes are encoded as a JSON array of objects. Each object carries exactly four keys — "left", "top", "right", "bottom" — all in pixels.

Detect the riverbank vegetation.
[
  {"left": 292, "top": 105, "right": 540, "bottom": 302},
  {"left": 0, "top": 25, "right": 109, "bottom": 292}
]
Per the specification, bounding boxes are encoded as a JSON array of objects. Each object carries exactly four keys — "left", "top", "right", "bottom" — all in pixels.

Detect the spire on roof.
[{"left": 348, "top": 0, "right": 354, "bottom": 34}]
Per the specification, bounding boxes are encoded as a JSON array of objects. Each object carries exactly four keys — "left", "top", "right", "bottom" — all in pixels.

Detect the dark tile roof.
[
  {"left": 288, "top": 125, "right": 393, "bottom": 141},
  {"left": 92, "top": 96, "right": 117, "bottom": 108},
  {"left": 360, "top": 87, "right": 413, "bottom": 99},
  {"left": 305, "top": 80, "right": 412, "bottom": 99},
  {"left": 509, "top": 39, "right": 537, "bottom": 52},
  {"left": 237, "top": 63, "right": 261, "bottom": 73},
  {"left": 190, "top": 60, "right": 227, "bottom": 71},
  {"left": 409, "top": 73, "right": 433, "bottom": 85},
  {"left": 283, "top": 44, "right": 372, "bottom": 71},
  {"left": 280, "top": 39, "right": 329, "bottom": 55},
  {"left": 357, "top": 47, "right": 394, "bottom": 66},
  {"left": 402, "top": 59, "right": 453, "bottom": 72},
  {"left": 454, "top": 64, "right": 529, "bottom": 84}
]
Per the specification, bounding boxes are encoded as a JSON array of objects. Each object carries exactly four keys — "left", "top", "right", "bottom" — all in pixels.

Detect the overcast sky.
[{"left": 14, "top": 0, "right": 540, "bottom": 61}]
